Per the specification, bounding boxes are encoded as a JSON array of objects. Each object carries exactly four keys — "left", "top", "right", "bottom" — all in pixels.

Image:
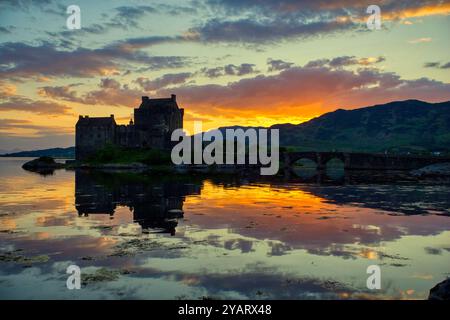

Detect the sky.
[{"left": 0, "top": 0, "right": 449, "bottom": 151}]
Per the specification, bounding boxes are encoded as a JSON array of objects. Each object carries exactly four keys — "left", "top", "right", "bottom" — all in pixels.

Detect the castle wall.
[
  {"left": 75, "top": 116, "right": 116, "bottom": 160},
  {"left": 116, "top": 124, "right": 140, "bottom": 148}
]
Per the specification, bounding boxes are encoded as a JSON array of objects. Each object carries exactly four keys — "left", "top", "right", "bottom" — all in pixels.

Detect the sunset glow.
[{"left": 0, "top": 0, "right": 449, "bottom": 151}]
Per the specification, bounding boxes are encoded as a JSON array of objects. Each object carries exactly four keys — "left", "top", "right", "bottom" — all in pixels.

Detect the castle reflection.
[{"left": 75, "top": 170, "right": 201, "bottom": 235}]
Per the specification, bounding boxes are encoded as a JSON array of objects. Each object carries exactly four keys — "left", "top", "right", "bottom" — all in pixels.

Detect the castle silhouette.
[{"left": 75, "top": 95, "right": 184, "bottom": 160}]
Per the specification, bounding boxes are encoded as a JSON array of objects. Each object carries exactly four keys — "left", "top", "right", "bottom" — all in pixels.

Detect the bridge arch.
[
  {"left": 319, "top": 153, "right": 346, "bottom": 171},
  {"left": 284, "top": 152, "right": 318, "bottom": 168},
  {"left": 324, "top": 157, "right": 345, "bottom": 168},
  {"left": 319, "top": 153, "right": 346, "bottom": 166},
  {"left": 292, "top": 156, "right": 318, "bottom": 168}
]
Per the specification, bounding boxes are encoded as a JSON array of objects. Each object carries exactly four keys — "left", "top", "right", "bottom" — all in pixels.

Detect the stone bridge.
[{"left": 283, "top": 151, "right": 450, "bottom": 171}]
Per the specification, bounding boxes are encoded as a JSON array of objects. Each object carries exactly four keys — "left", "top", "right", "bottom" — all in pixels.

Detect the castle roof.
[
  {"left": 138, "top": 95, "right": 180, "bottom": 112},
  {"left": 76, "top": 115, "right": 116, "bottom": 126}
]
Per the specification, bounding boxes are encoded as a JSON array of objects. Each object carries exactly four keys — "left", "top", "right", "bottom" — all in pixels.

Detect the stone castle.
[{"left": 75, "top": 94, "right": 183, "bottom": 160}]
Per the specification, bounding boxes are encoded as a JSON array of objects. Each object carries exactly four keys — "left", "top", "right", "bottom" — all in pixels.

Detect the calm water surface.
[{"left": 0, "top": 158, "right": 449, "bottom": 299}]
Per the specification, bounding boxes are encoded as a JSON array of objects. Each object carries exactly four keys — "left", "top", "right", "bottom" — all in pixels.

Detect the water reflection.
[
  {"left": 75, "top": 170, "right": 201, "bottom": 235},
  {"left": 0, "top": 158, "right": 449, "bottom": 300},
  {"left": 73, "top": 169, "right": 450, "bottom": 259}
]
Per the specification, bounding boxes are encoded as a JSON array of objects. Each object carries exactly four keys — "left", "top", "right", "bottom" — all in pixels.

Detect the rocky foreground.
[{"left": 428, "top": 278, "right": 450, "bottom": 300}]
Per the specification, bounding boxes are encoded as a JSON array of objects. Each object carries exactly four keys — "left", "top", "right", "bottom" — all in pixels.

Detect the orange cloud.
[
  {"left": 383, "top": 2, "right": 450, "bottom": 20},
  {"left": 0, "top": 81, "right": 17, "bottom": 96},
  {"left": 160, "top": 64, "right": 450, "bottom": 129}
]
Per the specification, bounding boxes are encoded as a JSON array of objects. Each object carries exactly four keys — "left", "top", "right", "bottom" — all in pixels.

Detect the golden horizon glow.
[{"left": 0, "top": 1, "right": 449, "bottom": 149}]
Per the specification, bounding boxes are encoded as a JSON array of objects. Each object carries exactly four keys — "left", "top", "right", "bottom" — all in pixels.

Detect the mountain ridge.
[
  {"left": 2, "top": 99, "right": 449, "bottom": 157},
  {"left": 0, "top": 147, "right": 75, "bottom": 158},
  {"left": 271, "top": 99, "right": 450, "bottom": 152}
]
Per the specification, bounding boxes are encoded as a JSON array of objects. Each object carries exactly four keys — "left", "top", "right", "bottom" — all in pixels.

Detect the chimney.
[
  {"left": 171, "top": 94, "right": 176, "bottom": 102},
  {"left": 110, "top": 114, "right": 114, "bottom": 118},
  {"left": 79, "top": 115, "right": 83, "bottom": 120},
  {"left": 142, "top": 96, "right": 149, "bottom": 103}
]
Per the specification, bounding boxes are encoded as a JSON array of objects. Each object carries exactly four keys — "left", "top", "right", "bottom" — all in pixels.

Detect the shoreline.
[{"left": 17, "top": 156, "right": 450, "bottom": 184}]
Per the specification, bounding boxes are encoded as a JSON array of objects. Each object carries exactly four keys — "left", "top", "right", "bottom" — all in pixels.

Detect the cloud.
[
  {"left": 189, "top": 17, "right": 356, "bottom": 44},
  {"left": 424, "top": 61, "right": 450, "bottom": 69},
  {"left": 43, "top": 4, "right": 199, "bottom": 46},
  {"left": 225, "top": 63, "right": 258, "bottom": 76},
  {"left": 331, "top": 56, "right": 385, "bottom": 67},
  {"left": 40, "top": 76, "right": 196, "bottom": 107},
  {"left": 0, "top": 81, "right": 17, "bottom": 96},
  {"left": 408, "top": 37, "right": 432, "bottom": 44},
  {"left": 0, "top": 118, "right": 71, "bottom": 137},
  {"left": 0, "top": 38, "right": 190, "bottom": 80},
  {"left": 157, "top": 61, "right": 450, "bottom": 121},
  {"left": 0, "top": 118, "right": 73, "bottom": 149},
  {"left": 155, "top": 3, "right": 198, "bottom": 16},
  {"left": 305, "top": 56, "right": 385, "bottom": 68},
  {"left": 201, "top": 63, "right": 259, "bottom": 78},
  {"left": 135, "top": 73, "right": 193, "bottom": 91},
  {"left": 0, "top": 0, "right": 54, "bottom": 10},
  {"left": 0, "top": 96, "right": 71, "bottom": 115},
  {"left": 267, "top": 59, "right": 294, "bottom": 72},
  {"left": 201, "top": 67, "right": 224, "bottom": 78},
  {"left": 38, "top": 78, "right": 142, "bottom": 107},
  {"left": 207, "top": 0, "right": 450, "bottom": 18},
  {"left": 110, "top": 6, "right": 158, "bottom": 29},
  {"left": 38, "top": 84, "right": 82, "bottom": 102},
  {"left": 0, "top": 26, "right": 15, "bottom": 34},
  {"left": 424, "top": 62, "right": 441, "bottom": 68},
  {"left": 194, "top": 0, "right": 450, "bottom": 44}
]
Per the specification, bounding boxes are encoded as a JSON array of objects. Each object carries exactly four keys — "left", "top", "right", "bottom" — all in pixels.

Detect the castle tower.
[
  {"left": 75, "top": 115, "right": 116, "bottom": 160},
  {"left": 133, "top": 94, "right": 184, "bottom": 149}
]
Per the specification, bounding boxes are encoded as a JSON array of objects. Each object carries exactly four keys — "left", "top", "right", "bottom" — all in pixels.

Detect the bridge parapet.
[{"left": 283, "top": 151, "right": 450, "bottom": 171}]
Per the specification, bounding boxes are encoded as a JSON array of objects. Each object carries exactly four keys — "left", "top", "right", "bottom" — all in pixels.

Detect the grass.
[{"left": 86, "top": 144, "right": 171, "bottom": 166}]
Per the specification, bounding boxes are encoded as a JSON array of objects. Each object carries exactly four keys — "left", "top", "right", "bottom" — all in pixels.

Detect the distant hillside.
[
  {"left": 212, "top": 100, "right": 450, "bottom": 153},
  {"left": 3, "top": 100, "right": 449, "bottom": 158},
  {"left": 272, "top": 100, "right": 450, "bottom": 153},
  {"left": 0, "top": 147, "right": 75, "bottom": 158}
]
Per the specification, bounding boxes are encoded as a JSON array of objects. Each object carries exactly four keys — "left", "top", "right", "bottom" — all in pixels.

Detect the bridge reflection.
[{"left": 282, "top": 167, "right": 421, "bottom": 184}]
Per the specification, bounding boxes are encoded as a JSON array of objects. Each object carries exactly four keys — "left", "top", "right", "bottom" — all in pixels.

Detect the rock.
[
  {"left": 81, "top": 268, "right": 121, "bottom": 285},
  {"left": 428, "top": 278, "right": 450, "bottom": 300},
  {"left": 22, "top": 156, "right": 64, "bottom": 171},
  {"left": 22, "top": 157, "right": 64, "bottom": 175},
  {"left": 0, "top": 251, "right": 49, "bottom": 264},
  {"left": 411, "top": 163, "right": 450, "bottom": 177}
]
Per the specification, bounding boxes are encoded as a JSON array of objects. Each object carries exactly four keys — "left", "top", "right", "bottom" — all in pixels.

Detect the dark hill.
[
  {"left": 0, "top": 147, "right": 75, "bottom": 158},
  {"left": 272, "top": 100, "right": 450, "bottom": 153}
]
